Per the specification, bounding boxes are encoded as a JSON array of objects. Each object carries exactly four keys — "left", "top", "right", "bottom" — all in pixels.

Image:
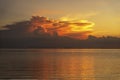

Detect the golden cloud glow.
[
  {"left": 30, "top": 16, "right": 95, "bottom": 39},
  {"left": 59, "top": 16, "right": 95, "bottom": 39}
]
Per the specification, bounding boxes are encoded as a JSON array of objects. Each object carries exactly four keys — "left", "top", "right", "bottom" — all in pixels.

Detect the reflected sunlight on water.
[{"left": 35, "top": 53, "right": 95, "bottom": 80}]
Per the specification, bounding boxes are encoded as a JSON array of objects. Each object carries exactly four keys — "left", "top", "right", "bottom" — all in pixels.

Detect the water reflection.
[
  {"left": 0, "top": 49, "right": 120, "bottom": 79},
  {"left": 34, "top": 50, "right": 95, "bottom": 80}
]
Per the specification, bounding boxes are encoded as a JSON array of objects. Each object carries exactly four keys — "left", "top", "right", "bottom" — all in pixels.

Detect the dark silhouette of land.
[
  {"left": 0, "top": 34, "right": 120, "bottom": 48},
  {"left": 0, "top": 16, "right": 120, "bottom": 48}
]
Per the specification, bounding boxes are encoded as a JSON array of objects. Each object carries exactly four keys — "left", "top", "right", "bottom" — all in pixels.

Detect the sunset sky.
[{"left": 0, "top": 0, "right": 120, "bottom": 37}]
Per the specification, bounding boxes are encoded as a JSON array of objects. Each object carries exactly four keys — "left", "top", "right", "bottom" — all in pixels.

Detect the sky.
[{"left": 0, "top": 0, "right": 120, "bottom": 37}]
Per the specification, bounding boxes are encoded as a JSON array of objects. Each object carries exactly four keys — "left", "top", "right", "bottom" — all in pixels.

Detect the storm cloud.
[{"left": 0, "top": 16, "right": 94, "bottom": 39}]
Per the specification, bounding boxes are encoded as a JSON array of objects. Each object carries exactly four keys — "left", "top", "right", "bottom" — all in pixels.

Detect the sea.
[{"left": 0, "top": 49, "right": 120, "bottom": 80}]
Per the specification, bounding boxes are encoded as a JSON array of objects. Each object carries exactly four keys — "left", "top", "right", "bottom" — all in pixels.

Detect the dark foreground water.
[{"left": 0, "top": 49, "right": 120, "bottom": 80}]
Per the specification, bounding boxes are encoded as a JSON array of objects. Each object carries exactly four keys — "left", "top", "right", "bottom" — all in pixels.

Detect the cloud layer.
[{"left": 1, "top": 16, "right": 94, "bottom": 39}]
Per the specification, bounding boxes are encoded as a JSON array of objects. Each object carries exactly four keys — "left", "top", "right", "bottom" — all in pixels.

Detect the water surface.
[{"left": 0, "top": 49, "right": 120, "bottom": 80}]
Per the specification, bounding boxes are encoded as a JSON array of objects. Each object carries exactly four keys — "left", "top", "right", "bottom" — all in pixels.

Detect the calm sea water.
[{"left": 0, "top": 49, "right": 120, "bottom": 80}]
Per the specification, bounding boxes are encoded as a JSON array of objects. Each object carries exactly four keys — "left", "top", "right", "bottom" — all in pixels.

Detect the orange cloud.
[{"left": 30, "top": 16, "right": 95, "bottom": 39}]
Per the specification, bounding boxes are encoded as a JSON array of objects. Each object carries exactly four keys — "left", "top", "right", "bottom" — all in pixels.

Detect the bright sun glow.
[{"left": 59, "top": 16, "right": 95, "bottom": 33}]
